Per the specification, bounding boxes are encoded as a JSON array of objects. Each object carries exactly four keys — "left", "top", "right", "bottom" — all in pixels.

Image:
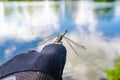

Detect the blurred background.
[{"left": 0, "top": 0, "right": 120, "bottom": 80}]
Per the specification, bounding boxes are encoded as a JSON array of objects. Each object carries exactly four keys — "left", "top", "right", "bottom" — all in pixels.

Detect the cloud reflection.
[
  {"left": 0, "top": 2, "right": 59, "bottom": 43},
  {"left": 63, "top": 1, "right": 120, "bottom": 80}
]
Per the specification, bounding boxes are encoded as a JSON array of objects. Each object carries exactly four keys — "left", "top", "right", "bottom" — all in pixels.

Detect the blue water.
[{"left": 0, "top": 1, "right": 120, "bottom": 80}]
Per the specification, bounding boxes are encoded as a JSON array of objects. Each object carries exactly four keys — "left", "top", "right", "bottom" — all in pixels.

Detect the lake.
[{"left": 0, "top": 1, "right": 120, "bottom": 80}]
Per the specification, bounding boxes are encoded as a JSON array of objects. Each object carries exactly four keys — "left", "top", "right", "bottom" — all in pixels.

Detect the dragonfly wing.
[
  {"left": 64, "top": 36, "right": 86, "bottom": 50},
  {"left": 37, "top": 36, "right": 56, "bottom": 47},
  {"left": 64, "top": 37, "right": 80, "bottom": 56},
  {"left": 36, "top": 35, "right": 56, "bottom": 41}
]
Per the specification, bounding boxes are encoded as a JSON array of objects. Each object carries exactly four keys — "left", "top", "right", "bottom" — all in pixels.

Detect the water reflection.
[
  {"left": 0, "top": 1, "right": 120, "bottom": 80},
  {"left": 95, "top": 7, "right": 114, "bottom": 20}
]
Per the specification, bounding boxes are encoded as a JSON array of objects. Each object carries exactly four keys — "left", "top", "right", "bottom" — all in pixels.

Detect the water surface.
[{"left": 0, "top": 1, "right": 120, "bottom": 80}]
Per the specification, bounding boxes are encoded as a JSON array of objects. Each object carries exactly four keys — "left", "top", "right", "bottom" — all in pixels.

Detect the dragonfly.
[{"left": 37, "top": 30, "right": 86, "bottom": 56}]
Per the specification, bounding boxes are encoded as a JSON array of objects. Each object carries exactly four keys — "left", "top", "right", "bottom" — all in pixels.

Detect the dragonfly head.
[{"left": 54, "top": 30, "right": 67, "bottom": 43}]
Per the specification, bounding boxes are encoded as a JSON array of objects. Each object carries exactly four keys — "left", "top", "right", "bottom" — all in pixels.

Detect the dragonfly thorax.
[{"left": 54, "top": 35, "right": 63, "bottom": 43}]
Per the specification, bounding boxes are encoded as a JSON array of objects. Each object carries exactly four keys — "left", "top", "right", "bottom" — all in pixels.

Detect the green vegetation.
[
  {"left": 1, "top": 0, "right": 44, "bottom": 1},
  {"left": 0, "top": 0, "right": 79, "bottom": 1},
  {"left": 4, "top": 6, "right": 23, "bottom": 16},
  {"left": 104, "top": 57, "right": 120, "bottom": 80},
  {"left": 4, "top": 6, "right": 12, "bottom": 16},
  {"left": 0, "top": 0, "right": 116, "bottom": 2},
  {"left": 94, "top": 0, "right": 116, "bottom": 2},
  {"left": 94, "top": 7, "right": 113, "bottom": 17}
]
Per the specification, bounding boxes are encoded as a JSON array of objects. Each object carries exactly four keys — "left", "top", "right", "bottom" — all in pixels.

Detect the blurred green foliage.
[
  {"left": 4, "top": 6, "right": 23, "bottom": 16},
  {"left": 104, "top": 57, "right": 120, "bottom": 80},
  {"left": 94, "top": 0, "right": 116, "bottom": 2},
  {"left": 0, "top": 0, "right": 87, "bottom": 1},
  {"left": 4, "top": 6, "right": 12, "bottom": 16},
  {"left": 0, "top": 0, "right": 116, "bottom": 2},
  {"left": 95, "top": 7, "right": 113, "bottom": 14},
  {"left": 1, "top": 0, "right": 44, "bottom": 1}
]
